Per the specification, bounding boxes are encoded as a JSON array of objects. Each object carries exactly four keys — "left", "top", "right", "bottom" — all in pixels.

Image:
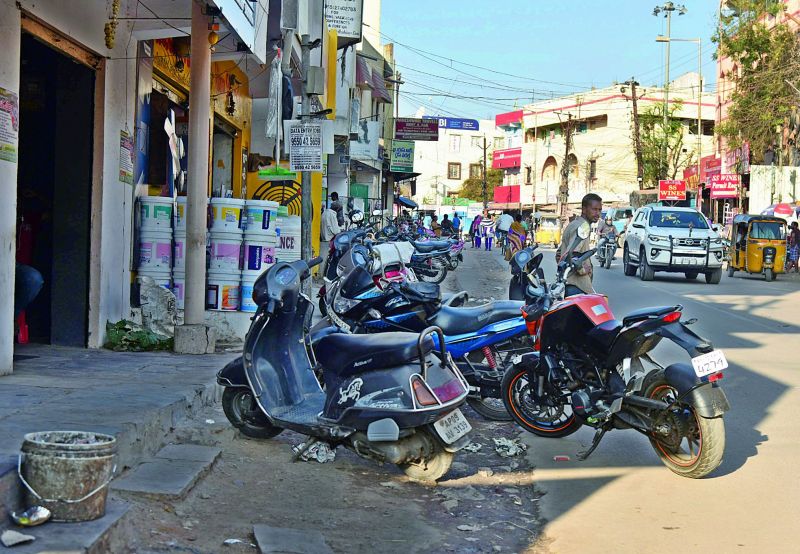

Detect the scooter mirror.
[{"left": 577, "top": 221, "right": 591, "bottom": 240}]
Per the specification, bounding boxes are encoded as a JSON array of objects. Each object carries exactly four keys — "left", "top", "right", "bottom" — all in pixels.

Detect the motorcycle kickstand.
[
  {"left": 292, "top": 437, "right": 319, "bottom": 462},
  {"left": 576, "top": 426, "right": 609, "bottom": 461}
]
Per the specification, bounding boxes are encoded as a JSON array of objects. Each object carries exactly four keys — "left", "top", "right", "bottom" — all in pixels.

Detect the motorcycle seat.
[
  {"left": 622, "top": 305, "right": 678, "bottom": 327},
  {"left": 430, "top": 301, "right": 524, "bottom": 336},
  {"left": 587, "top": 319, "right": 622, "bottom": 350},
  {"left": 315, "top": 331, "right": 434, "bottom": 378},
  {"left": 401, "top": 281, "right": 440, "bottom": 303},
  {"left": 413, "top": 240, "right": 452, "bottom": 253}
]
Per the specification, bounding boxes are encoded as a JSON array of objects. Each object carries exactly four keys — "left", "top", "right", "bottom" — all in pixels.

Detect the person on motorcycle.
[
  {"left": 596, "top": 216, "right": 617, "bottom": 245},
  {"left": 555, "top": 193, "right": 603, "bottom": 295}
]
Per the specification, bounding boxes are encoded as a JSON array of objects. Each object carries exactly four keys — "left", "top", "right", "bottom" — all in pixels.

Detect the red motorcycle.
[{"left": 502, "top": 233, "right": 730, "bottom": 478}]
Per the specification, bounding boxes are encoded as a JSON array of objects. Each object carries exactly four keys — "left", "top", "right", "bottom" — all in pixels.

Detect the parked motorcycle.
[
  {"left": 501, "top": 230, "right": 730, "bottom": 478},
  {"left": 217, "top": 256, "right": 472, "bottom": 482}
]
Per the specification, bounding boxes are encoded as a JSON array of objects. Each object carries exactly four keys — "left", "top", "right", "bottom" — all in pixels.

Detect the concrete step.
[
  {"left": 111, "top": 444, "right": 221, "bottom": 500},
  {"left": 253, "top": 525, "right": 333, "bottom": 554}
]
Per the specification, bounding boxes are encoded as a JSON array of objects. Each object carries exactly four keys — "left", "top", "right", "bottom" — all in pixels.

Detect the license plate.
[
  {"left": 691, "top": 349, "right": 728, "bottom": 377},
  {"left": 433, "top": 409, "right": 472, "bottom": 444}
]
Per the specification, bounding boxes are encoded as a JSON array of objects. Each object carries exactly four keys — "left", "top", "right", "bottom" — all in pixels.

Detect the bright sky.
[{"left": 381, "top": 0, "right": 720, "bottom": 121}]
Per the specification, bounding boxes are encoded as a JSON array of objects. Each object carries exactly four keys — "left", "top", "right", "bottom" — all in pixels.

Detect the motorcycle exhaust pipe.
[{"left": 348, "top": 431, "right": 431, "bottom": 465}]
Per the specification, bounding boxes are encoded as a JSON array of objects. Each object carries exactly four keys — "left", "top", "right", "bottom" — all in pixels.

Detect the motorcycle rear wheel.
[
  {"left": 501, "top": 364, "right": 582, "bottom": 438},
  {"left": 643, "top": 370, "right": 725, "bottom": 478},
  {"left": 222, "top": 388, "right": 283, "bottom": 439},
  {"left": 398, "top": 430, "right": 453, "bottom": 482},
  {"left": 418, "top": 259, "right": 448, "bottom": 284}
]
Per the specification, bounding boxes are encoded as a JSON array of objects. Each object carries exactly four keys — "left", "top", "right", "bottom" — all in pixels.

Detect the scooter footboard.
[{"left": 664, "top": 363, "right": 730, "bottom": 418}]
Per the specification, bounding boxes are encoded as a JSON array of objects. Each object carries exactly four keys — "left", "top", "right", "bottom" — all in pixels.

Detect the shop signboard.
[
  {"left": 709, "top": 174, "right": 740, "bottom": 199},
  {"left": 492, "top": 147, "right": 522, "bottom": 169},
  {"left": 288, "top": 121, "right": 323, "bottom": 172},
  {"left": 422, "top": 116, "right": 479, "bottom": 131},
  {"left": 658, "top": 179, "right": 686, "bottom": 201},
  {"left": 395, "top": 118, "right": 439, "bottom": 141},
  {"left": 324, "top": 0, "right": 364, "bottom": 47},
  {"left": 390, "top": 140, "right": 414, "bottom": 172}
]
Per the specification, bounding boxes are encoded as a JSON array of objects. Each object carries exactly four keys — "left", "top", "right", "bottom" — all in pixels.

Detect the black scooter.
[{"left": 217, "top": 257, "right": 472, "bottom": 481}]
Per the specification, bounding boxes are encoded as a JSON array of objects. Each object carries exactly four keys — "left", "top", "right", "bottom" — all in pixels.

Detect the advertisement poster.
[
  {"left": 288, "top": 121, "right": 323, "bottom": 172},
  {"left": 324, "top": 0, "right": 364, "bottom": 42},
  {"left": 390, "top": 140, "right": 414, "bottom": 172},
  {"left": 658, "top": 179, "right": 687, "bottom": 201},
  {"left": 119, "top": 130, "right": 134, "bottom": 184},
  {"left": 395, "top": 117, "right": 439, "bottom": 141},
  {"left": 350, "top": 120, "right": 379, "bottom": 160},
  {"left": 709, "top": 174, "right": 740, "bottom": 199},
  {"left": 0, "top": 87, "right": 19, "bottom": 163},
  {"left": 423, "top": 116, "right": 479, "bottom": 131}
]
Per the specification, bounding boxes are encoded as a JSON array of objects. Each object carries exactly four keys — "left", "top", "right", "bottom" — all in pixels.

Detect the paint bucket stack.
[
  {"left": 171, "top": 197, "right": 187, "bottom": 309},
  {"left": 137, "top": 196, "right": 173, "bottom": 290},
  {"left": 207, "top": 198, "right": 245, "bottom": 311},
  {"left": 276, "top": 215, "right": 302, "bottom": 263},
  {"left": 240, "top": 199, "right": 279, "bottom": 312}
]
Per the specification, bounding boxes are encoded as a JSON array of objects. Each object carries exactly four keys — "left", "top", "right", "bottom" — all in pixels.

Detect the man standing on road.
[
  {"left": 452, "top": 213, "right": 461, "bottom": 237},
  {"left": 319, "top": 199, "right": 341, "bottom": 280},
  {"left": 329, "top": 192, "right": 345, "bottom": 228},
  {"left": 556, "top": 193, "right": 603, "bottom": 295}
]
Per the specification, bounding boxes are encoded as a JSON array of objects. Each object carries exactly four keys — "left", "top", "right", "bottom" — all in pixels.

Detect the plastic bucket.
[
  {"left": 173, "top": 230, "right": 185, "bottom": 269},
  {"left": 139, "top": 196, "right": 174, "bottom": 230},
  {"left": 276, "top": 216, "right": 301, "bottom": 262},
  {"left": 210, "top": 198, "right": 245, "bottom": 232},
  {"left": 240, "top": 273, "right": 258, "bottom": 313},
  {"left": 207, "top": 270, "right": 241, "bottom": 311},
  {"left": 209, "top": 231, "right": 243, "bottom": 271},
  {"left": 138, "top": 229, "right": 173, "bottom": 271},
  {"left": 19, "top": 431, "right": 117, "bottom": 522},
  {"left": 172, "top": 270, "right": 185, "bottom": 310},
  {"left": 242, "top": 235, "right": 277, "bottom": 275},
  {"left": 243, "top": 199, "right": 279, "bottom": 235},
  {"left": 174, "top": 196, "right": 187, "bottom": 230},
  {"left": 137, "top": 268, "right": 171, "bottom": 290}
]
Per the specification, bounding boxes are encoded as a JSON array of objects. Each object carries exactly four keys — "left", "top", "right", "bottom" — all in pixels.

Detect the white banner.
[{"left": 288, "top": 121, "right": 323, "bottom": 172}]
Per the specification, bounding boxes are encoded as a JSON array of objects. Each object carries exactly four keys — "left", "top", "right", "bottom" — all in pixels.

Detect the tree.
[
  {"left": 639, "top": 101, "right": 695, "bottom": 186},
  {"left": 457, "top": 168, "right": 504, "bottom": 202},
  {"left": 714, "top": 0, "right": 800, "bottom": 164}
]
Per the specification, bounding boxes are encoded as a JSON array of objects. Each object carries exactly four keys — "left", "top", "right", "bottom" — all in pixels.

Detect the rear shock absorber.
[{"left": 482, "top": 346, "right": 497, "bottom": 369}]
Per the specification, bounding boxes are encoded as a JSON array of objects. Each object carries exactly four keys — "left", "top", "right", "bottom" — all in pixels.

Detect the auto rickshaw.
[
  {"left": 535, "top": 214, "right": 562, "bottom": 247},
  {"left": 727, "top": 214, "right": 787, "bottom": 281}
]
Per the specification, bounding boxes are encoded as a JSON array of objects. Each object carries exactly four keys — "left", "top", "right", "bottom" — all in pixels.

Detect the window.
[
  {"left": 449, "top": 134, "right": 461, "bottom": 153},
  {"left": 589, "top": 159, "right": 597, "bottom": 180},
  {"left": 525, "top": 166, "right": 532, "bottom": 184},
  {"left": 448, "top": 162, "right": 461, "bottom": 180},
  {"left": 469, "top": 163, "right": 482, "bottom": 179},
  {"left": 648, "top": 210, "right": 709, "bottom": 229},
  {"left": 493, "top": 137, "right": 504, "bottom": 150},
  {"left": 471, "top": 136, "right": 481, "bottom": 148}
]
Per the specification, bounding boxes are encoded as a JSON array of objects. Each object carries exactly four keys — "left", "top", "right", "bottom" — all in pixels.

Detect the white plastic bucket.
[
  {"left": 243, "top": 199, "right": 279, "bottom": 235},
  {"left": 276, "top": 216, "right": 301, "bottom": 262},
  {"left": 137, "top": 268, "right": 171, "bottom": 290},
  {"left": 139, "top": 196, "right": 174, "bottom": 230},
  {"left": 173, "top": 230, "right": 186, "bottom": 269},
  {"left": 172, "top": 271, "right": 185, "bottom": 310},
  {"left": 174, "top": 197, "right": 188, "bottom": 230},
  {"left": 138, "top": 230, "right": 173, "bottom": 270},
  {"left": 210, "top": 198, "right": 244, "bottom": 232},
  {"left": 208, "top": 231, "right": 243, "bottom": 271},
  {"left": 240, "top": 273, "right": 258, "bottom": 313},
  {"left": 207, "top": 270, "right": 240, "bottom": 311},
  {"left": 242, "top": 235, "right": 277, "bottom": 275}
]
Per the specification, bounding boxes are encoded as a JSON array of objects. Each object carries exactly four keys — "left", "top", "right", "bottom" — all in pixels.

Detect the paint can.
[
  {"left": 138, "top": 196, "right": 174, "bottom": 230},
  {"left": 275, "top": 215, "right": 301, "bottom": 262},
  {"left": 209, "top": 198, "right": 245, "bottom": 232},
  {"left": 206, "top": 269, "right": 241, "bottom": 311},
  {"left": 239, "top": 273, "right": 259, "bottom": 313},
  {"left": 208, "top": 231, "right": 243, "bottom": 271},
  {"left": 242, "top": 199, "right": 279, "bottom": 235},
  {"left": 137, "top": 229, "right": 173, "bottom": 271}
]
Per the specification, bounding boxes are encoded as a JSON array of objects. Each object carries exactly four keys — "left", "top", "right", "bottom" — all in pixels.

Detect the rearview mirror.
[{"left": 577, "top": 222, "right": 591, "bottom": 240}]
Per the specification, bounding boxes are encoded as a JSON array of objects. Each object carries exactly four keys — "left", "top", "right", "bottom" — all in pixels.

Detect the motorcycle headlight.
[
  {"left": 648, "top": 234, "right": 667, "bottom": 243},
  {"left": 333, "top": 292, "right": 361, "bottom": 315}
]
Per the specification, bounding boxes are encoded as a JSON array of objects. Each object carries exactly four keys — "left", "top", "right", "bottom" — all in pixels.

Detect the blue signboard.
[{"left": 423, "top": 116, "right": 480, "bottom": 131}]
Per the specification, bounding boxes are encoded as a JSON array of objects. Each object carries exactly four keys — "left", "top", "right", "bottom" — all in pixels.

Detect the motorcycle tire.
[
  {"left": 418, "top": 259, "right": 448, "bottom": 284},
  {"left": 398, "top": 429, "right": 454, "bottom": 482},
  {"left": 448, "top": 257, "right": 460, "bottom": 271},
  {"left": 467, "top": 397, "right": 512, "bottom": 422},
  {"left": 604, "top": 252, "right": 613, "bottom": 269},
  {"left": 222, "top": 388, "right": 283, "bottom": 439},
  {"left": 501, "top": 364, "right": 582, "bottom": 438},
  {"left": 642, "top": 369, "right": 725, "bottom": 478},
  {"left": 318, "top": 297, "right": 328, "bottom": 317}
]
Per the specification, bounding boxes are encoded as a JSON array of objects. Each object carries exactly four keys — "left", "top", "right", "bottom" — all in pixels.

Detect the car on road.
[{"left": 622, "top": 206, "right": 725, "bottom": 284}]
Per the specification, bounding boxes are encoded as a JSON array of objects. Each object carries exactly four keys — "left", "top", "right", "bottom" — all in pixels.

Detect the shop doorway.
[
  {"left": 212, "top": 121, "right": 235, "bottom": 197},
  {"left": 17, "top": 33, "right": 95, "bottom": 346}
]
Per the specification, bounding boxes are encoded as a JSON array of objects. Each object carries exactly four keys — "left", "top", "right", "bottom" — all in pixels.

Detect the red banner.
[
  {"left": 699, "top": 155, "right": 721, "bottom": 183},
  {"left": 493, "top": 185, "right": 520, "bottom": 204},
  {"left": 658, "top": 180, "right": 687, "bottom": 201},
  {"left": 492, "top": 147, "right": 522, "bottom": 169},
  {"left": 709, "top": 174, "right": 740, "bottom": 199}
]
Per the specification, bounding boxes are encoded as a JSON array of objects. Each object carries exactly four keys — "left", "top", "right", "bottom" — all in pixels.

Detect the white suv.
[{"left": 623, "top": 206, "right": 724, "bottom": 284}]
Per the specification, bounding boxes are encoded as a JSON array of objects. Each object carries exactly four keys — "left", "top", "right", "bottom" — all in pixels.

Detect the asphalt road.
[{"left": 455, "top": 245, "right": 799, "bottom": 553}]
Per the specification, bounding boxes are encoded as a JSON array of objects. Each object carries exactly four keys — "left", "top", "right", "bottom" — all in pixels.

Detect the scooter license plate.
[
  {"left": 691, "top": 349, "right": 728, "bottom": 378},
  {"left": 433, "top": 409, "right": 472, "bottom": 444}
]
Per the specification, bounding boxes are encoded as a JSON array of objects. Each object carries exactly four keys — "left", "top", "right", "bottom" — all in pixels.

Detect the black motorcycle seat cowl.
[
  {"left": 316, "top": 331, "right": 434, "bottom": 377},
  {"left": 431, "top": 301, "right": 524, "bottom": 336},
  {"left": 587, "top": 319, "right": 623, "bottom": 351},
  {"left": 622, "top": 306, "right": 678, "bottom": 327},
  {"left": 412, "top": 240, "right": 451, "bottom": 253},
  {"left": 401, "top": 281, "right": 440, "bottom": 303}
]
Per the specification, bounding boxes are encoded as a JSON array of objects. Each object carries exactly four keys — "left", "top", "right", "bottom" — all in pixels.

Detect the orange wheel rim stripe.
[
  {"left": 507, "top": 372, "right": 574, "bottom": 433},
  {"left": 650, "top": 384, "right": 702, "bottom": 467}
]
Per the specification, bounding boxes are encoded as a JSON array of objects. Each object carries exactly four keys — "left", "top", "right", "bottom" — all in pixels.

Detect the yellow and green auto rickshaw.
[
  {"left": 727, "top": 214, "right": 788, "bottom": 281},
  {"left": 536, "top": 215, "right": 562, "bottom": 247}
]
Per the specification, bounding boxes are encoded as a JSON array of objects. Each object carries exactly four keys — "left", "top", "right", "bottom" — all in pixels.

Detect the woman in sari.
[
  {"left": 470, "top": 214, "right": 483, "bottom": 248},
  {"left": 505, "top": 214, "right": 527, "bottom": 261}
]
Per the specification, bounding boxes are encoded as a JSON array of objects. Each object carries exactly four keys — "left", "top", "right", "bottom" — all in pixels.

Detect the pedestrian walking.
[
  {"left": 452, "top": 213, "right": 461, "bottom": 238},
  {"left": 319, "top": 200, "right": 341, "bottom": 280},
  {"left": 787, "top": 221, "right": 800, "bottom": 273},
  {"left": 480, "top": 211, "right": 496, "bottom": 251},
  {"left": 470, "top": 214, "right": 483, "bottom": 248}
]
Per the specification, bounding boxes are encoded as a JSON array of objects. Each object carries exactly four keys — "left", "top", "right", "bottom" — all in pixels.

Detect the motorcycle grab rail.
[{"left": 417, "top": 326, "right": 447, "bottom": 378}]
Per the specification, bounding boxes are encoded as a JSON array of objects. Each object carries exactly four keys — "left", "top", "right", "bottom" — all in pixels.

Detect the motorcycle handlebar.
[{"left": 308, "top": 256, "right": 324, "bottom": 269}]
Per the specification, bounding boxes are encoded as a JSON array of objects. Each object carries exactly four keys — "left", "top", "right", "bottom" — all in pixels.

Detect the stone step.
[
  {"left": 111, "top": 444, "right": 221, "bottom": 500},
  {"left": 253, "top": 525, "right": 333, "bottom": 554}
]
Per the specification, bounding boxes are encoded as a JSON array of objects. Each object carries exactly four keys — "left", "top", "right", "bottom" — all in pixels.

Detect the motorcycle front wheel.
[
  {"left": 643, "top": 370, "right": 725, "bottom": 478},
  {"left": 501, "top": 364, "right": 582, "bottom": 437},
  {"left": 417, "top": 259, "right": 448, "bottom": 284},
  {"left": 222, "top": 388, "right": 283, "bottom": 439}
]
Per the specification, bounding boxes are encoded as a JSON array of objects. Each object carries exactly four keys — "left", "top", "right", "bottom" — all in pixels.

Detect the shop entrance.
[
  {"left": 16, "top": 33, "right": 95, "bottom": 346},
  {"left": 212, "top": 121, "right": 236, "bottom": 197}
]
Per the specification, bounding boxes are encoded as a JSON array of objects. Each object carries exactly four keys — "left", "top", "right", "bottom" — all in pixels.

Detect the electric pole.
[
  {"left": 557, "top": 112, "right": 576, "bottom": 222},
  {"left": 482, "top": 135, "right": 488, "bottom": 209},
  {"left": 626, "top": 78, "right": 645, "bottom": 188},
  {"left": 300, "top": 34, "right": 313, "bottom": 275}
]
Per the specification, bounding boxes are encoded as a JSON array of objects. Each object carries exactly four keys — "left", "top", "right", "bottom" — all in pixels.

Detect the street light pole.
[{"left": 653, "top": 2, "right": 686, "bottom": 179}]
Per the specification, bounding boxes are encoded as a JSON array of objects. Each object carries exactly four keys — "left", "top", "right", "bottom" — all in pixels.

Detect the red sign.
[
  {"left": 394, "top": 118, "right": 439, "bottom": 141},
  {"left": 699, "top": 155, "right": 721, "bottom": 183},
  {"left": 492, "top": 147, "right": 522, "bottom": 169},
  {"left": 495, "top": 110, "right": 524, "bottom": 127},
  {"left": 709, "top": 174, "right": 740, "bottom": 199},
  {"left": 658, "top": 180, "right": 687, "bottom": 201},
  {"left": 493, "top": 185, "right": 520, "bottom": 204}
]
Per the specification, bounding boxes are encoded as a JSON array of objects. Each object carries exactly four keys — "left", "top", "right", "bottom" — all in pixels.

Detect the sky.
[{"left": 381, "top": 0, "right": 720, "bottom": 121}]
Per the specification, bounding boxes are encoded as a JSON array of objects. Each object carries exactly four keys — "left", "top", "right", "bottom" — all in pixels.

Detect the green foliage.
[
  {"left": 639, "top": 101, "right": 694, "bottom": 185},
  {"left": 105, "top": 320, "right": 173, "bottom": 352},
  {"left": 457, "top": 168, "right": 504, "bottom": 202},
  {"left": 713, "top": 0, "right": 800, "bottom": 162}
]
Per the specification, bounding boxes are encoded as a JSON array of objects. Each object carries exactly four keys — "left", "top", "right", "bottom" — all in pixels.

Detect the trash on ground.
[
  {"left": 10, "top": 506, "right": 51, "bottom": 527},
  {"left": 292, "top": 441, "right": 336, "bottom": 463},
  {"left": 1, "top": 530, "right": 36, "bottom": 547},
  {"left": 510, "top": 495, "right": 523, "bottom": 506},
  {"left": 553, "top": 455, "right": 571, "bottom": 462},
  {"left": 223, "top": 538, "right": 256, "bottom": 547},
  {"left": 205, "top": 419, "right": 216, "bottom": 424},
  {"left": 463, "top": 442, "right": 483, "bottom": 453},
  {"left": 379, "top": 481, "right": 401, "bottom": 490},
  {"left": 493, "top": 437, "right": 528, "bottom": 457},
  {"left": 457, "top": 524, "right": 481, "bottom": 532}
]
